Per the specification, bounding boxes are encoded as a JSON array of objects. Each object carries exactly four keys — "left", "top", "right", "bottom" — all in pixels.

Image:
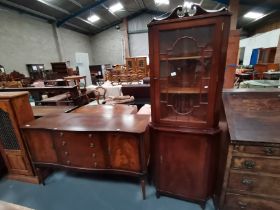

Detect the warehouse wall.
[
  {"left": 239, "top": 29, "right": 280, "bottom": 65},
  {"left": 0, "top": 8, "right": 93, "bottom": 76},
  {"left": 90, "top": 25, "right": 124, "bottom": 65}
]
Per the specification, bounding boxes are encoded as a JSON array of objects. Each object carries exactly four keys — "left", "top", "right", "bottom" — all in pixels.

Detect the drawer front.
[
  {"left": 224, "top": 193, "right": 280, "bottom": 210},
  {"left": 233, "top": 145, "right": 280, "bottom": 157},
  {"left": 231, "top": 156, "right": 280, "bottom": 174},
  {"left": 54, "top": 131, "right": 106, "bottom": 169},
  {"left": 228, "top": 171, "right": 280, "bottom": 197}
]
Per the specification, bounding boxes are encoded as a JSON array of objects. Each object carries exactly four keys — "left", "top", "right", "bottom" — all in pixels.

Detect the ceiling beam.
[
  {"left": 0, "top": 0, "right": 55, "bottom": 21},
  {"left": 37, "top": 0, "right": 70, "bottom": 14},
  {"left": 66, "top": 0, "right": 83, "bottom": 8},
  {"left": 57, "top": 0, "right": 107, "bottom": 27}
]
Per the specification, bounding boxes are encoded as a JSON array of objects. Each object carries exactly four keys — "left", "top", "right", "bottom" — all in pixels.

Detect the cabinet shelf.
[
  {"left": 160, "top": 55, "right": 211, "bottom": 61},
  {"left": 161, "top": 87, "right": 208, "bottom": 94}
]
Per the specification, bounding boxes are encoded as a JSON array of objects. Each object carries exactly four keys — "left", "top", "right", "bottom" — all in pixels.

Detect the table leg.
[{"left": 141, "top": 178, "right": 146, "bottom": 200}]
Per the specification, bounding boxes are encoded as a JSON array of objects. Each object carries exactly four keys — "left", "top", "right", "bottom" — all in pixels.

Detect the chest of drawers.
[
  {"left": 219, "top": 90, "right": 280, "bottom": 210},
  {"left": 21, "top": 113, "right": 150, "bottom": 199}
]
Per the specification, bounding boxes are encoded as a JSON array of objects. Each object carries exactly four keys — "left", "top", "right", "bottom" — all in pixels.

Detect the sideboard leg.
[
  {"left": 36, "top": 167, "right": 45, "bottom": 185},
  {"left": 141, "top": 178, "right": 146, "bottom": 200}
]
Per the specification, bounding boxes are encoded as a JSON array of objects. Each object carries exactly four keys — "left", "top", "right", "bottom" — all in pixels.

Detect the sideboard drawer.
[
  {"left": 231, "top": 156, "right": 280, "bottom": 174},
  {"left": 228, "top": 171, "right": 280, "bottom": 197},
  {"left": 54, "top": 131, "right": 106, "bottom": 168},
  {"left": 233, "top": 145, "right": 280, "bottom": 157},
  {"left": 224, "top": 193, "right": 280, "bottom": 210}
]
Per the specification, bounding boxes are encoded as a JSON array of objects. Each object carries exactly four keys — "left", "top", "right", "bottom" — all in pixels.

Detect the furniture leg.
[
  {"left": 36, "top": 167, "right": 45, "bottom": 185},
  {"left": 141, "top": 178, "right": 146, "bottom": 200}
]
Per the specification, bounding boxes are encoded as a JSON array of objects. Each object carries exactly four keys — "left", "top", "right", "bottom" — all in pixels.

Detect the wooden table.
[
  {"left": 21, "top": 113, "right": 150, "bottom": 199},
  {"left": 72, "top": 104, "right": 138, "bottom": 115},
  {"left": 32, "top": 106, "right": 78, "bottom": 118}
]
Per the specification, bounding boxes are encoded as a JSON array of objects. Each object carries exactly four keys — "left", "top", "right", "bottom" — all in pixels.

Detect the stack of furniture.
[
  {"left": 219, "top": 89, "right": 280, "bottom": 210},
  {"left": 0, "top": 92, "right": 39, "bottom": 183},
  {"left": 148, "top": 4, "right": 230, "bottom": 208}
]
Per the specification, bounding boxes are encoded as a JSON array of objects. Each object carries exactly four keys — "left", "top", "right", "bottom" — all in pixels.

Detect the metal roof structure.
[{"left": 0, "top": 0, "right": 279, "bottom": 35}]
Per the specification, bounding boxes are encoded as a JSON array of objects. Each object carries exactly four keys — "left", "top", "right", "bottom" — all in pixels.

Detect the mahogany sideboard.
[
  {"left": 218, "top": 89, "right": 280, "bottom": 210},
  {"left": 21, "top": 113, "right": 150, "bottom": 199}
]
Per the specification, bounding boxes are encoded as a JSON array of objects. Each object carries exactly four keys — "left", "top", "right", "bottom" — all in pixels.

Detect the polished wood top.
[
  {"left": 72, "top": 104, "right": 138, "bottom": 115},
  {"left": 22, "top": 113, "right": 150, "bottom": 133},
  {"left": 223, "top": 89, "right": 280, "bottom": 144},
  {"left": 0, "top": 91, "right": 29, "bottom": 98},
  {"left": 64, "top": 75, "right": 86, "bottom": 80},
  {"left": 32, "top": 106, "right": 77, "bottom": 118}
]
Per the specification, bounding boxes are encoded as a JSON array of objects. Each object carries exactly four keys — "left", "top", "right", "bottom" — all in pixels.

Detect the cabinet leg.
[
  {"left": 199, "top": 201, "right": 206, "bottom": 210},
  {"left": 36, "top": 168, "right": 45, "bottom": 185},
  {"left": 156, "top": 191, "right": 160, "bottom": 199},
  {"left": 141, "top": 179, "right": 146, "bottom": 200}
]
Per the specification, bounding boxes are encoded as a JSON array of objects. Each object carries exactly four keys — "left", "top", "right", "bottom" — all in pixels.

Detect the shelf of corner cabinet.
[
  {"left": 159, "top": 55, "right": 211, "bottom": 61},
  {"left": 161, "top": 87, "right": 208, "bottom": 94}
]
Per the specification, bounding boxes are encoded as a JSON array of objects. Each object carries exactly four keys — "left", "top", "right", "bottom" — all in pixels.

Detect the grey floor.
[{"left": 0, "top": 171, "right": 216, "bottom": 210}]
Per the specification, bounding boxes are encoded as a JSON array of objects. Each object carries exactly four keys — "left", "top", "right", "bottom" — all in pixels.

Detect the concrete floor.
[{"left": 0, "top": 171, "right": 216, "bottom": 210}]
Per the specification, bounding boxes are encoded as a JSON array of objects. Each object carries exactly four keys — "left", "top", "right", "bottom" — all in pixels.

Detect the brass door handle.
[
  {"left": 264, "top": 147, "right": 274, "bottom": 155},
  {"left": 92, "top": 153, "right": 96, "bottom": 158},
  {"left": 243, "top": 160, "right": 255, "bottom": 169},
  {"left": 62, "top": 141, "right": 67, "bottom": 146},
  {"left": 66, "top": 160, "right": 71, "bottom": 165},
  {"left": 64, "top": 151, "right": 69, "bottom": 156},
  {"left": 94, "top": 162, "right": 97, "bottom": 168},
  {"left": 90, "top": 142, "right": 95, "bottom": 148},
  {"left": 241, "top": 178, "right": 254, "bottom": 186},
  {"left": 238, "top": 201, "right": 247, "bottom": 209}
]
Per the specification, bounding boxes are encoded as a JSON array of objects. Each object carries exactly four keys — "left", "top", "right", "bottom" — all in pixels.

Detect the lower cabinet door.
[
  {"left": 107, "top": 133, "right": 141, "bottom": 172},
  {"left": 224, "top": 193, "right": 280, "bottom": 210},
  {"left": 54, "top": 131, "right": 106, "bottom": 169},
  {"left": 155, "top": 131, "right": 215, "bottom": 201}
]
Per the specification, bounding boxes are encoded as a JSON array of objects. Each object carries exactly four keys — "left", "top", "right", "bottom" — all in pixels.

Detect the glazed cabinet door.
[
  {"left": 150, "top": 18, "right": 227, "bottom": 128},
  {"left": 156, "top": 131, "right": 212, "bottom": 200}
]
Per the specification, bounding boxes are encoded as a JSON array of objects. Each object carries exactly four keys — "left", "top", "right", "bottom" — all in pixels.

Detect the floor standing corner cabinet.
[
  {"left": 148, "top": 4, "right": 230, "bottom": 208},
  {"left": 21, "top": 113, "right": 150, "bottom": 199},
  {"left": 0, "top": 92, "right": 39, "bottom": 183}
]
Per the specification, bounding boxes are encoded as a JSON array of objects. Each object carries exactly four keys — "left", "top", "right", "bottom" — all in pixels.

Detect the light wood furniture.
[
  {"left": 148, "top": 4, "right": 230, "bottom": 208},
  {"left": 32, "top": 106, "right": 77, "bottom": 118},
  {"left": 21, "top": 113, "right": 150, "bottom": 199},
  {"left": 218, "top": 89, "right": 280, "bottom": 210},
  {"left": 72, "top": 104, "right": 137, "bottom": 115},
  {"left": 0, "top": 92, "right": 39, "bottom": 183}
]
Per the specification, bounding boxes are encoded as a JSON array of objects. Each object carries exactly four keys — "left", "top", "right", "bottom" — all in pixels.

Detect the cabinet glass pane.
[{"left": 159, "top": 25, "right": 214, "bottom": 123}]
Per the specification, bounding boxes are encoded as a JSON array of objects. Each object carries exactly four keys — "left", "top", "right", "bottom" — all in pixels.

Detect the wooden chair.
[{"left": 94, "top": 86, "right": 107, "bottom": 104}]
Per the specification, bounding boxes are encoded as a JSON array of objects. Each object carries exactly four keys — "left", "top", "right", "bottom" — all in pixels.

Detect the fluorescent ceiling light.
[
  {"left": 87, "top": 14, "right": 100, "bottom": 23},
  {"left": 155, "top": 0, "right": 169, "bottom": 5},
  {"left": 244, "top": 11, "right": 264, "bottom": 19},
  {"left": 109, "top": 2, "right": 123, "bottom": 13}
]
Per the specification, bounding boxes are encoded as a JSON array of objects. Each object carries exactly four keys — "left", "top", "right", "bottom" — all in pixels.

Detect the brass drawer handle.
[
  {"left": 264, "top": 147, "right": 274, "bottom": 156},
  {"left": 62, "top": 141, "right": 67, "bottom": 146},
  {"left": 88, "top": 134, "right": 93, "bottom": 138},
  {"left": 241, "top": 178, "right": 254, "bottom": 186},
  {"left": 60, "top": 132, "right": 64, "bottom": 137},
  {"left": 64, "top": 151, "right": 69, "bottom": 156},
  {"left": 66, "top": 160, "right": 71, "bottom": 165},
  {"left": 238, "top": 201, "right": 247, "bottom": 209},
  {"left": 94, "top": 162, "right": 97, "bottom": 168},
  {"left": 92, "top": 153, "right": 96, "bottom": 158},
  {"left": 243, "top": 160, "right": 255, "bottom": 169},
  {"left": 90, "top": 142, "right": 95, "bottom": 148}
]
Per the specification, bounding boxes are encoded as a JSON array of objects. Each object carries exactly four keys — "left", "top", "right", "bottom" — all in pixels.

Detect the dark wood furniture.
[
  {"left": 21, "top": 113, "right": 150, "bottom": 199},
  {"left": 26, "top": 64, "right": 45, "bottom": 80},
  {"left": 51, "top": 62, "right": 68, "bottom": 78},
  {"left": 0, "top": 86, "right": 80, "bottom": 105},
  {"left": 0, "top": 92, "right": 39, "bottom": 183},
  {"left": 0, "top": 154, "right": 6, "bottom": 178},
  {"left": 218, "top": 89, "right": 280, "bottom": 210},
  {"left": 32, "top": 106, "right": 78, "bottom": 118},
  {"left": 148, "top": 4, "right": 230, "bottom": 208},
  {"left": 72, "top": 104, "right": 137, "bottom": 115}
]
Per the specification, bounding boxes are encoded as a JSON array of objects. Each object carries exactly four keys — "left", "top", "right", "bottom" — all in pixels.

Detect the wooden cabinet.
[
  {"left": 26, "top": 64, "right": 44, "bottom": 80},
  {"left": 148, "top": 4, "right": 230, "bottom": 208},
  {"left": 0, "top": 92, "right": 39, "bottom": 183},
  {"left": 219, "top": 89, "right": 280, "bottom": 210},
  {"left": 22, "top": 113, "right": 150, "bottom": 199}
]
